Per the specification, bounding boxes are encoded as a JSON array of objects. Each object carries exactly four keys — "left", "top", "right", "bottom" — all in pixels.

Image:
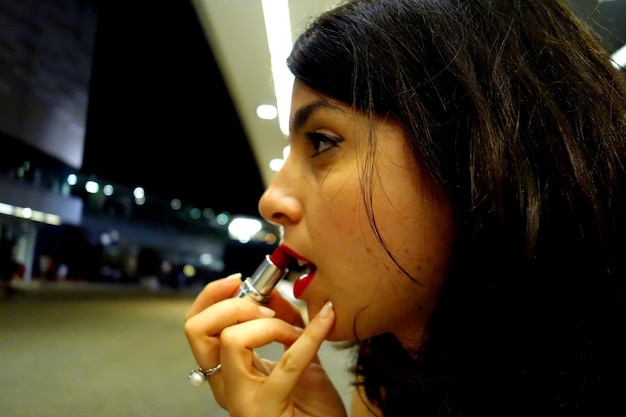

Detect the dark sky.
[
  {"left": 83, "top": 1, "right": 266, "bottom": 217},
  {"left": 81, "top": 0, "right": 626, "bottom": 218}
]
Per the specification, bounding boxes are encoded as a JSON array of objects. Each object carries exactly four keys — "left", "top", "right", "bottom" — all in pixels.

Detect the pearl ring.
[{"left": 188, "top": 364, "right": 221, "bottom": 386}]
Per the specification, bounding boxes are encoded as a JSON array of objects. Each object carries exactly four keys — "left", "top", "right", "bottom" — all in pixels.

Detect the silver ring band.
[{"left": 188, "top": 364, "right": 221, "bottom": 386}]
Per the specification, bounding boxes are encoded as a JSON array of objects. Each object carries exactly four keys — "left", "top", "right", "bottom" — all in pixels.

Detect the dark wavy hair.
[{"left": 287, "top": 0, "right": 626, "bottom": 415}]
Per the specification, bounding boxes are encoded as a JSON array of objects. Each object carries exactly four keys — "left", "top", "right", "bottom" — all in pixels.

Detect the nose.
[{"left": 258, "top": 163, "right": 303, "bottom": 227}]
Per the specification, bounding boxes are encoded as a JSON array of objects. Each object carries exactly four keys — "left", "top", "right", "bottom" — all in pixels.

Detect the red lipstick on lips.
[
  {"left": 236, "top": 245, "right": 292, "bottom": 304},
  {"left": 280, "top": 246, "right": 316, "bottom": 299},
  {"left": 293, "top": 269, "right": 315, "bottom": 299}
]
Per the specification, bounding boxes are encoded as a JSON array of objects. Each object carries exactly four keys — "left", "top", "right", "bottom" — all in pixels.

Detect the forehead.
[
  {"left": 290, "top": 80, "right": 406, "bottom": 134},
  {"left": 289, "top": 81, "right": 362, "bottom": 130},
  {"left": 291, "top": 80, "right": 352, "bottom": 111}
]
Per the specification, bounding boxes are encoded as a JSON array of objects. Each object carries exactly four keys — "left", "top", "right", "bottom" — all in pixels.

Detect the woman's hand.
[{"left": 184, "top": 273, "right": 347, "bottom": 417}]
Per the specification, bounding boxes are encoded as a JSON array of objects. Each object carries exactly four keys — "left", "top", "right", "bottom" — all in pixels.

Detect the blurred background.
[{"left": 0, "top": 0, "right": 624, "bottom": 416}]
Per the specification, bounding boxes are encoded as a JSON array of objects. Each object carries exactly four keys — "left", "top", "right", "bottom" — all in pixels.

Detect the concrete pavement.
[{"left": 0, "top": 281, "right": 353, "bottom": 417}]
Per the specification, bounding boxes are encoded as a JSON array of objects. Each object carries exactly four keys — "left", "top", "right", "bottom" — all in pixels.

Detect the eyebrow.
[{"left": 289, "top": 99, "right": 339, "bottom": 133}]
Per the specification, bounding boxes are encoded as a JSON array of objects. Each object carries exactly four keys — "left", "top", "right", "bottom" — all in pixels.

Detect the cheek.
[
  {"left": 316, "top": 171, "right": 369, "bottom": 239},
  {"left": 367, "top": 165, "right": 454, "bottom": 298}
]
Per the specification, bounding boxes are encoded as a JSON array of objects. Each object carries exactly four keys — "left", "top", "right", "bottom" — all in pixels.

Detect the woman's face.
[{"left": 258, "top": 81, "right": 455, "bottom": 345}]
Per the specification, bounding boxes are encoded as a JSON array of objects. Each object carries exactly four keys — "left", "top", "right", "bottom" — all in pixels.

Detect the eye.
[{"left": 304, "top": 132, "right": 342, "bottom": 156}]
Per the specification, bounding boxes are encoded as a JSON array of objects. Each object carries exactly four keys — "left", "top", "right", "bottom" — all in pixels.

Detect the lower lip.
[{"left": 293, "top": 270, "right": 315, "bottom": 299}]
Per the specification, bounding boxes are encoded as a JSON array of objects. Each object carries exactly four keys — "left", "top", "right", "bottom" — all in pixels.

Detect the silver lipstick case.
[{"left": 236, "top": 255, "right": 289, "bottom": 304}]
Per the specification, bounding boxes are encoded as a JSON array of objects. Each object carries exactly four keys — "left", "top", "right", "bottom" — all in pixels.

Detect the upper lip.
[
  {"left": 280, "top": 244, "right": 308, "bottom": 262},
  {"left": 280, "top": 244, "right": 315, "bottom": 272}
]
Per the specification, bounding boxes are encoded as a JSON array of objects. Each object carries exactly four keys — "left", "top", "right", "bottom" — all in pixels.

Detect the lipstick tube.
[{"left": 236, "top": 248, "right": 290, "bottom": 304}]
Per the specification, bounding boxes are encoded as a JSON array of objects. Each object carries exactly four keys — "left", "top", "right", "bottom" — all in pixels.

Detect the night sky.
[
  {"left": 80, "top": 0, "right": 626, "bottom": 219},
  {"left": 82, "top": 1, "right": 266, "bottom": 217}
]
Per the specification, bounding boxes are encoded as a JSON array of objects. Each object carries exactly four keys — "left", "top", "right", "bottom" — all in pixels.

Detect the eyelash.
[{"left": 304, "top": 132, "right": 341, "bottom": 156}]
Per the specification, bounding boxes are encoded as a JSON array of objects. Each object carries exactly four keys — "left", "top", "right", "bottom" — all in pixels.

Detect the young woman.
[{"left": 185, "top": 0, "right": 626, "bottom": 415}]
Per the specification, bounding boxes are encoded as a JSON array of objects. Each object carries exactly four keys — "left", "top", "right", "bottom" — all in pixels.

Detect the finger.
[
  {"left": 265, "top": 287, "right": 306, "bottom": 327},
  {"left": 254, "top": 356, "right": 277, "bottom": 375},
  {"left": 264, "top": 300, "right": 335, "bottom": 395},
  {"left": 184, "top": 273, "right": 242, "bottom": 320},
  {"left": 219, "top": 317, "right": 305, "bottom": 392},
  {"left": 213, "top": 318, "right": 303, "bottom": 415},
  {"left": 218, "top": 301, "right": 335, "bottom": 406},
  {"left": 184, "top": 298, "right": 280, "bottom": 407},
  {"left": 184, "top": 297, "right": 277, "bottom": 368}
]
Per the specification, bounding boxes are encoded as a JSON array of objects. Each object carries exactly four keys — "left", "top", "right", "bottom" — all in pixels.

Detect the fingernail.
[
  {"left": 258, "top": 305, "right": 276, "bottom": 317},
  {"left": 293, "top": 326, "right": 304, "bottom": 333},
  {"left": 318, "top": 300, "right": 333, "bottom": 319},
  {"left": 225, "top": 273, "right": 242, "bottom": 282}
]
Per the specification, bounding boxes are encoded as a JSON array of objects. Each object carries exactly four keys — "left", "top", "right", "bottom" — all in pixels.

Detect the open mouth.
[
  {"left": 291, "top": 259, "right": 316, "bottom": 299},
  {"left": 293, "top": 258, "right": 316, "bottom": 276},
  {"left": 281, "top": 246, "right": 317, "bottom": 299},
  {"left": 287, "top": 257, "right": 316, "bottom": 280}
]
